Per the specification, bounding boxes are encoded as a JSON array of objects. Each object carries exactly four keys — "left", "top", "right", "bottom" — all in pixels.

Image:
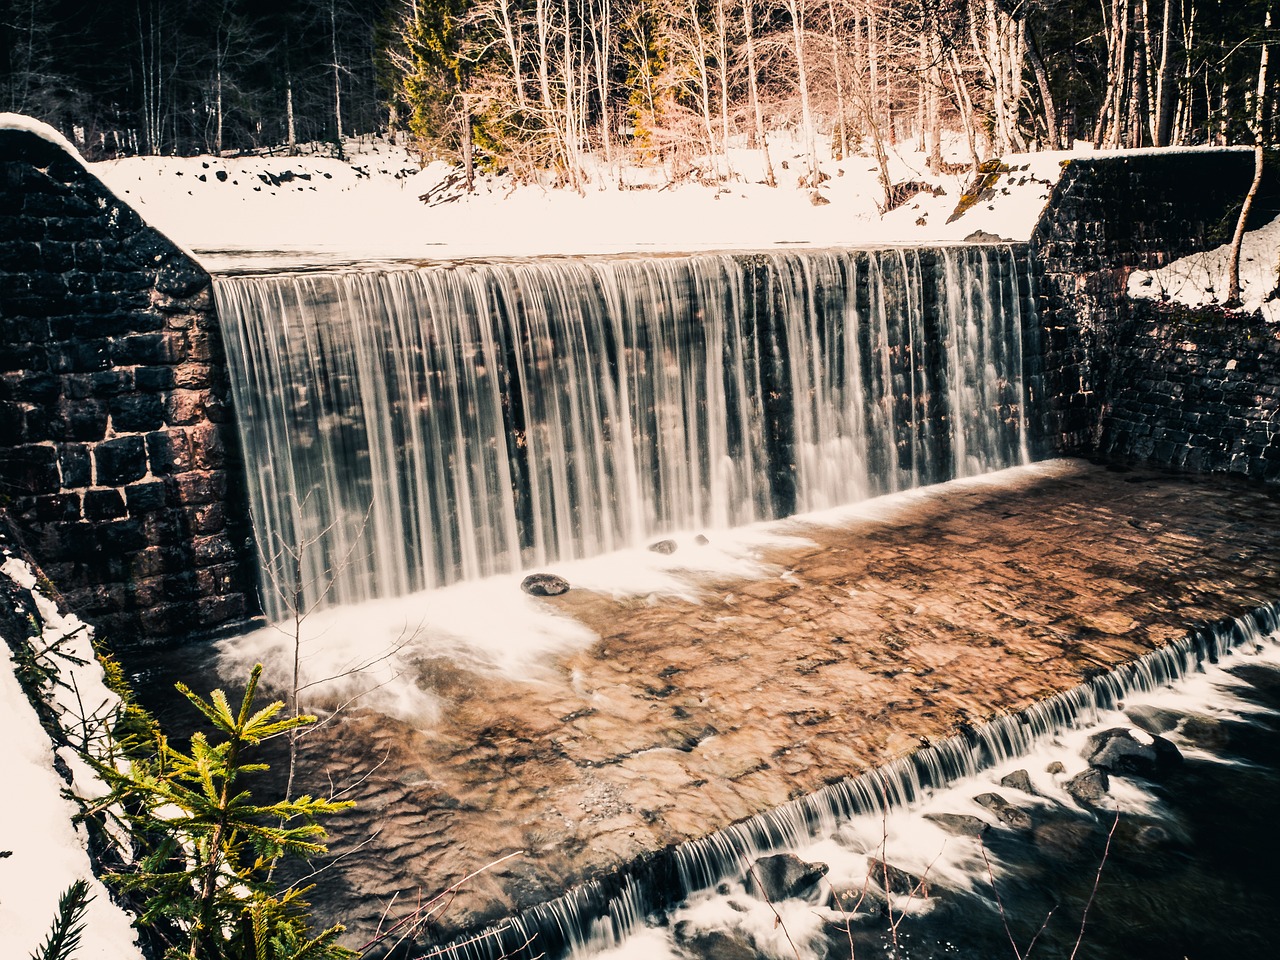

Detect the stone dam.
[{"left": 3, "top": 126, "right": 1280, "bottom": 958}]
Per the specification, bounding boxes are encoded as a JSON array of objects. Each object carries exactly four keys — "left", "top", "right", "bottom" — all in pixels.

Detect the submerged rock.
[
  {"left": 999, "top": 769, "right": 1035, "bottom": 794},
  {"left": 1084, "top": 726, "right": 1182, "bottom": 776},
  {"left": 520, "top": 573, "right": 570, "bottom": 597},
  {"left": 870, "top": 858, "right": 930, "bottom": 897},
  {"left": 743, "top": 853, "right": 829, "bottom": 903},
  {"left": 694, "top": 534, "right": 710, "bottom": 546},
  {"left": 1032, "top": 818, "right": 1095, "bottom": 860},
  {"left": 923, "top": 812, "right": 989, "bottom": 838},
  {"left": 673, "top": 924, "right": 757, "bottom": 960},
  {"left": 973, "top": 792, "right": 1033, "bottom": 830},
  {"left": 1065, "top": 766, "right": 1110, "bottom": 808},
  {"left": 1126, "top": 704, "right": 1182, "bottom": 736},
  {"left": 648, "top": 539, "right": 678, "bottom": 555}
]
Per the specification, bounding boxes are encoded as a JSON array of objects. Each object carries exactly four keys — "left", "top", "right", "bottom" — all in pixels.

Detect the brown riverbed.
[{"left": 218, "top": 460, "right": 1280, "bottom": 950}]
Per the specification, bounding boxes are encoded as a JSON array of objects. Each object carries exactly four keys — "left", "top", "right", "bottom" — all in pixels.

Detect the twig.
[
  {"left": 1069, "top": 811, "right": 1120, "bottom": 960},
  {"left": 738, "top": 852, "right": 804, "bottom": 960}
]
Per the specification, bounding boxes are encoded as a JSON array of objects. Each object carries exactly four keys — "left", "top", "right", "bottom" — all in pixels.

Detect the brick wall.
[{"left": 0, "top": 127, "right": 258, "bottom": 645}]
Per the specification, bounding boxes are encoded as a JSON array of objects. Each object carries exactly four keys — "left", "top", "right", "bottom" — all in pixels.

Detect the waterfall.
[{"left": 215, "top": 245, "right": 1033, "bottom": 621}]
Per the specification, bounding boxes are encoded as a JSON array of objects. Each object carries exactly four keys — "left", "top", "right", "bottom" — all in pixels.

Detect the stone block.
[
  {"left": 84, "top": 488, "right": 126, "bottom": 521},
  {"left": 173, "top": 362, "right": 212, "bottom": 389},
  {"left": 187, "top": 501, "right": 227, "bottom": 535},
  {"left": 59, "top": 444, "right": 91, "bottom": 487},
  {"left": 162, "top": 570, "right": 200, "bottom": 600},
  {"left": 145, "top": 429, "right": 193, "bottom": 475},
  {"left": 125, "top": 480, "right": 168, "bottom": 514},
  {"left": 168, "top": 471, "right": 227, "bottom": 505},
  {"left": 73, "top": 241, "right": 103, "bottom": 272},
  {"left": 110, "top": 392, "right": 165, "bottom": 432},
  {"left": 112, "top": 333, "right": 181, "bottom": 366},
  {"left": 125, "top": 577, "right": 165, "bottom": 608},
  {"left": 155, "top": 258, "right": 208, "bottom": 297},
  {"left": 131, "top": 544, "right": 188, "bottom": 578},
  {"left": 188, "top": 423, "right": 226, "bottom": 469},
  {"left": 165, "top": 390, "right": 207, "bottom": 426},
  {"left": 95, "top": 435, "right": 148, "bottom": 485},
  {"left": 97, "top": 517, "right": 146, "bottom": 553},
  {"left": 135, "top": 365, "right": 176, "bottom": 392},
  {"left": 191, "top": 534, "right": 234, "bottom": 566},
  {"left": 0, "top": 444, "right": 60, "bottom": 494},
  {"left": 140, "top": 510, "right": 183, "bottom": 546},
  {"left": 35, "top": 494, "right": 81, "bottom": 522}
]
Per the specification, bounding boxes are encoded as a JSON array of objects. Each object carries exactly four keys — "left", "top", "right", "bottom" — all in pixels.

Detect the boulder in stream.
[
  {"left": 1084, "top": 726, "right": 1182, "bottom": 776},
  {"left": 743, "top": 853, "right": 828, "bottom": 903},
  {"left": 1064, "top": 766, "right": 1110, "bottom": 808},
  {"left": 973, "top": 792, "right": 1033, "bottom": 830},
  {"left": 520, "top": 573, "right": 570, "bottom": 596}
]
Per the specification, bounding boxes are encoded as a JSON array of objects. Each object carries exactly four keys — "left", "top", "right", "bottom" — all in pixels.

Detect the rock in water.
[
  {"left": 520, "top": 573, "right": 570, "bottom": 597},
  {"left": 999, "top": 769, "right": 1035, "bottom": 794},
  {"left": 1084, "top": 727, "right": 1182, "bottom": 776},
  {"left": 648, "top": 539, "right": 678, "bottom": 554},
  {"left": 1065, "top": 767, "right": 1110, "bottom": 808},
  {"left": 924, "top": 812, "right": 990, "bottom": 838},
  {"left": 973, "top": 792, "right": 1033, "bottom": 830},
  {"left": 744, "top": 853, "right": 829, "bottom": 903},
  {"left": 673, "top": 925, "right": 757, "bottom": 960}
]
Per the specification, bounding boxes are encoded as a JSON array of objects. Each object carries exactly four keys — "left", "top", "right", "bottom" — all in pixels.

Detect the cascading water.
[
  {"left": 418, "top": 601, "right": 1280, "bottom": 960},
  {"left": 215, "top": 245, "right": 1033, "bottom": 621}
]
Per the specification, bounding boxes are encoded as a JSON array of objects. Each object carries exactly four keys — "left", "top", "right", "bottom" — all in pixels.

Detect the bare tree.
[{"left": 1227, "top": 5, "right": 1271, "bottom": 306}]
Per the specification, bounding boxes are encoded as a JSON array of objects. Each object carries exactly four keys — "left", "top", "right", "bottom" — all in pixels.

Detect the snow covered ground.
[
  {"left": 0, "top": 552, "right": 143, "bottom": 960},
  {"left": 91, "top": 133, "right": 1071, "bottom": 272},
  {"left": 1129, "top": 211, "right": 1280, "bottom": 322}
]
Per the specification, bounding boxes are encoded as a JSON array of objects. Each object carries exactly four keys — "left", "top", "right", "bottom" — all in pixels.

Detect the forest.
[{"left": 1, "top": 0, "right": 1275, "bottom": 186}]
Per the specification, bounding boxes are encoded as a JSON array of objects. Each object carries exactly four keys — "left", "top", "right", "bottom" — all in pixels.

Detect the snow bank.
[
  {"left": 0, "top": 112, "right": 82, "bottom": 160},
  {"left": 90, "top": 134, "right": 1078, "bottom": 272},
  {"left": 0, "top": 553, "right": 143, "bottom": 960},
  {"left": 1129, "top": 213, "right": 1280, "bottom": 322}
]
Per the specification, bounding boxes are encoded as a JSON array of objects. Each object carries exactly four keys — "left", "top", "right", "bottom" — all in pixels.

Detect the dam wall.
[{"left": 0, "top": 126, "right": 257, "bottom": 644}]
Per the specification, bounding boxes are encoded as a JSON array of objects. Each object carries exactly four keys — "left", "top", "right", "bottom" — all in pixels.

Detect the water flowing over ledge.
[
  {"left": 215, "top": 246, "right": 1033, "bottom": 621},
  {"left": 421, "top": 600, "right": 1280, "bottom": 960}
]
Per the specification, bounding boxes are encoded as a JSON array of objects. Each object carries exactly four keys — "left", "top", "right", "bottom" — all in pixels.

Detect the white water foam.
[{"left": 216, "top": 461, "right": 1077, "bottom": 724}]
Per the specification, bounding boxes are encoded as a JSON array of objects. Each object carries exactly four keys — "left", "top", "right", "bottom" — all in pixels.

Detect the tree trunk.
[
  {"left": 499, "top": 0, "right": 528, "bottom": 109},
  {"left": 1153, "top": 0, "right": 1178, "bottom": 145},
  {"left": 785, "top": 0, "right": 820, "bottom": 192},
  {"left": 1025, "top": 24, "right": 1059, "bottom": 148},
  {"left": 830, "top": 1, "right": 848, "bottom": 160},
  {"left": 286, "top": 72, "right": 297, "bottom": 154},
  {"left": 330, "top": 0, "right": 343, "bottom": 146},
  {"left": 1227, "top": 7, "right": 1270, "bottom": 306},
  {"left": 743, "top": 0, "right": 775, "bottom": 186}
]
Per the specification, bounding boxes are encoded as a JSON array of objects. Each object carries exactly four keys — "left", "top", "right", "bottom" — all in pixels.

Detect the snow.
[
  {"left": 89, "top": 133, "right": 1083, "bottom": 272},
  {"left": 1130, "top": 212, "right": 1280, "bottom": 322},
  {"left": 0, "top": 112, "right": 82, "bottom": 159},
  {"left": 0, "top": 555, "right": 143, "bottom": 960}
]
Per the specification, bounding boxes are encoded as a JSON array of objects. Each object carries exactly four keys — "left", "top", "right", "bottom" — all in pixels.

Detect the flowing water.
[
  {"left": 419, "top": 604, "right": 1280, "bottom": 960},
  {"left": 201, "top": 245, "right": 1280, "bottom": 959},
  {"left": 214, "top": 246, "right": 1031, "bottom": 620}
]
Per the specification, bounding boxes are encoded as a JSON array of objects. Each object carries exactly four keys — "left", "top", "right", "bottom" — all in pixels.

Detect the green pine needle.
[{"left": 30, "top": 879, "right": 94, "bottom": 960}]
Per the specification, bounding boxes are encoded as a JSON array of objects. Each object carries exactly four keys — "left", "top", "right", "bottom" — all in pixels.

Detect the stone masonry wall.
[
  {"left": 1097, "top": 301, "right": 1280, "bottom": 481},
  {"left": 0, "top": 126, "right": 258, "bottom": 645},
  {"left": 1028, "top": 149, "right": 1280, "bottom": 460}
]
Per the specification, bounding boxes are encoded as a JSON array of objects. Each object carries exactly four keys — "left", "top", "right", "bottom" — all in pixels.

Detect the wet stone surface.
[{"left": 266, "top": 461, "right": 1280, "bottom": 947}]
